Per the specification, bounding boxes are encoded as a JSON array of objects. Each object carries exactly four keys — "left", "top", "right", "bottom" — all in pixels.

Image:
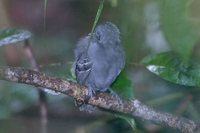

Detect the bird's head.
[{"left": 93, "top": 22, "right": 120, "bottom": 47}]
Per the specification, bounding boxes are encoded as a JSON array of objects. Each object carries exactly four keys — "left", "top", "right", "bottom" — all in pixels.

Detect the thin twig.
[
  {"left": 174, "top": 95, "right": 193, "bottom": 116},
  {"left": 23, "top": 40, "right": 47, "bottom": 133},
  {"left": 0, "top": 67, "right": 199, "bottom": 133}
]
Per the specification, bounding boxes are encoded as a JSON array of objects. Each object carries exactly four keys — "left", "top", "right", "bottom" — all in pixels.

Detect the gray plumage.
[{"left": 73, "top": 22, "right": 125, "bottom": 96}]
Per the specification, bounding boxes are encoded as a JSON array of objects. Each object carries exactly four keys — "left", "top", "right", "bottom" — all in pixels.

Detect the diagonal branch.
[{"left": 0, "top": 66, "right": 199, "bottom": 133}]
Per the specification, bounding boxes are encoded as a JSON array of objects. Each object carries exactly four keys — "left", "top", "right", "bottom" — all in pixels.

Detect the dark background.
[{"left": 0, "top": 0, "right": 199, "bottom": 133}]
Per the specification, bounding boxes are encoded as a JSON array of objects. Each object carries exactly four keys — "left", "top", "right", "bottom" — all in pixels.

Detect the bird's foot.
[
  {"left": 108, "top": 88, "right": 122, "bottom": 105},
  {"left": 83, "top": 87, "right": 96, "bottom": 103}
]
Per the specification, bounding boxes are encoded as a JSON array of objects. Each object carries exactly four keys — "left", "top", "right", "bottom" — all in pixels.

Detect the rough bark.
[{"left": 0, "top": 66, "right": 199, "bottom": 133}]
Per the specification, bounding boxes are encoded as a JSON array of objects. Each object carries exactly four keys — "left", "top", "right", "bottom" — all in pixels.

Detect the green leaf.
[
  {"left": 91, "top": 0, "right": 105, "bottom": 33},
  {"left": 141, "top": 52, "right": 200, "bottom": 87},
  {"left": 109, "top": 0, "right": 118, "bottom": 7},
  {"left": 43, "top": 0, "right": 48, "bottom": 30},
  {"left": 111, "top": 70, "right": 134, "bottom": 99},
  {"left": 112, "top": 72, "right": 136, "bottom": 130},
  {"left": 0, "top": 28, "right": 32, "bottom": 46},
  {"left": 159, "top": 0, "right": 197, "bottom": 60},
  {"left": 115, "top": 114, "right": 136, "bottom": 130}
]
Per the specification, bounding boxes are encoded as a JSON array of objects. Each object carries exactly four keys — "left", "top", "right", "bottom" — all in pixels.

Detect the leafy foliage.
[
  {"left": 109, "top": 0, "right": 118, "bottom": 7},
  {"left": 142, "top": 52, "right": 200, "bottom": 87},
  {"left": 111, "top": 70, "right": 135, "bottom": 130},
  {"left": 111, "top": 70, "right": 134, "bottom": 99},
  {"left": 114, "top": 114, "right": 136, "bottom": 129},
  {"left": 159, "top": 0, "right": 197, "bottom": 60},
  {"left": 91, "top": 0, "right": 105, "bottom": 33},
  {"left": 0, "top": 28, "right": 31, "bottom": 46},
  {"left": 43, "top": 0, "right": 48, "bottom": 29}
]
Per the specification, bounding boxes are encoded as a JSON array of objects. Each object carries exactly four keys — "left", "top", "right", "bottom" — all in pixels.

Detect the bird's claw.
[
  {"left": 85, "top": 87, "right": 96, "bottom": 101},
  {"left": 109, "top": 88, "right": 122, "bottom": 105}
]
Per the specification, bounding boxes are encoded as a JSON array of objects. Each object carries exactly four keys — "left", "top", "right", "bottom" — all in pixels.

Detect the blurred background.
[{"left": 0, "top": 0, "right": 200, "bottom": 133}]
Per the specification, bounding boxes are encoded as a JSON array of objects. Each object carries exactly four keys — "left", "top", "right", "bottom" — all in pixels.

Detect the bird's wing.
[{"left": 75, "top": 56, "right": 92, "bottom": 84}]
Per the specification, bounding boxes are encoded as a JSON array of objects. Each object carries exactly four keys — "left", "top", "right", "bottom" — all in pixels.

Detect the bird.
[{"left": 73, "top": 22, "right": 125, "bottom": 99}]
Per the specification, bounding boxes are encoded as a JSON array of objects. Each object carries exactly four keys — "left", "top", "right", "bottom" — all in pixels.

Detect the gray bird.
[{"left": 73, "top": 22, "right": 125, "bottom": 98}]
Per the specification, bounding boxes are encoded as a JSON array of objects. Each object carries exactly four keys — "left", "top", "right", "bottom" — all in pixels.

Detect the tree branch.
[{"left": 0, "top": 66, "right": 199, "bottom": 133}]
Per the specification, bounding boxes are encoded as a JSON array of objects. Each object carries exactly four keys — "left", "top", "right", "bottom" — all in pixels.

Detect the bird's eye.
[{"left": 95, "top": 31, "right": 101, "bottom": 41}]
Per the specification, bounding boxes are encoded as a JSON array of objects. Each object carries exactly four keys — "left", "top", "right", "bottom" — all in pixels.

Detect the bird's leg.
[
  {"left": 74, "top": 86, "right": 95, "bottom": 105},
  {"left": 85, "top": 86, "right": 96, "bottom": 99},
  {"left": 108, "top": 88, "right": 122, "bottom": 105}
]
